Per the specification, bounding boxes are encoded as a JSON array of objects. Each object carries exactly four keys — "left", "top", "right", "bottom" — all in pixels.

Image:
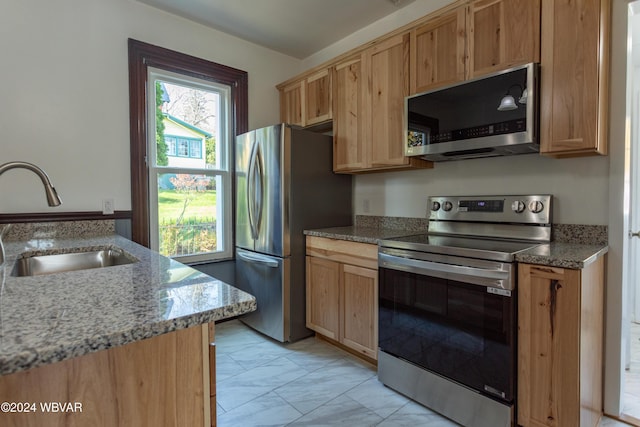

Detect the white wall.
[
  {"left": 355, "top": 155, "right": 609, "bottom": 224},
  {"left": 0, "top": 0, "right": 299, "bottom": 213}
]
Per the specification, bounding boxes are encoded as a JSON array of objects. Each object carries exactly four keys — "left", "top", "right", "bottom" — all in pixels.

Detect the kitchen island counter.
[{"left": 0, "top": 233, "right": 256, "bottom": 376}]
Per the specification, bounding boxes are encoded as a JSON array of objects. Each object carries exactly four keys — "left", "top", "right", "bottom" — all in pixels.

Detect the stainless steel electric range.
[{"left": 377, "top": 195, "right": 552, "bottom": 427}]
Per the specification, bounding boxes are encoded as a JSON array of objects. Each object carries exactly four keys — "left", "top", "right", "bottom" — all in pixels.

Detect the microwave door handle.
[
  {"left": 379, "top": 253, "right": 510, "bottom": 281},
  {"left": 237, "top": 249, "right": 279, "bottom": 268}
]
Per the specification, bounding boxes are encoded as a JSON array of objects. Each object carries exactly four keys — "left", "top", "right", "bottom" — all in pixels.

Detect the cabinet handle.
[{"left": 630, "top": 231, "right": 640, "bottom": 238}]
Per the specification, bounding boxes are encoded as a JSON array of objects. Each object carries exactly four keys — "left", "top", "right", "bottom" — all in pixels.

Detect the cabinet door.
[
  {"left": 367, "top": 33, "right": 410, "bottom": 168},
  {"left": 305, "top": 69, "right": 332, "bottom": 126},
  {"left": 333, "top": 55, "right": 368, "bottom": 171},
  {"left": 280, "top": 81, "right": 304, "bottom": 127},
  {"left": 539, "top": 0, "right": 609, "bottom": 157},
  {"left": 306, "top": 256, "right": 340, "bottom": 339},
  {"left": 467, "top": 0, "right": 540, "bottom": 78},
  {"left": 341, "top": 264, "right": 378, "bottom": 360},
  {"left": 410, "top": 7, "right": 466, "bottom": 95},
  {"left": 518, "top": 264, "right": 581, "bottom": 427}
]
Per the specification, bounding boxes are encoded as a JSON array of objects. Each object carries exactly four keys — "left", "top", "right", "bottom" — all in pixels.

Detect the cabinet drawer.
[{"left": 306, "top": 236, "right": 378, "bottom": 270}]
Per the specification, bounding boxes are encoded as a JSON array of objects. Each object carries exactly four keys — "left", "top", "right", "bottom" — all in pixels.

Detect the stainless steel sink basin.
[{"left": 12, "top": 247, "right": 138, "bottom": 277}]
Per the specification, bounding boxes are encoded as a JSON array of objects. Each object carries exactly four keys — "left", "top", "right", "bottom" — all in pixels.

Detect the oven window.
[{"left": 379, "top": 267, "right": 516, "bottom": 403}]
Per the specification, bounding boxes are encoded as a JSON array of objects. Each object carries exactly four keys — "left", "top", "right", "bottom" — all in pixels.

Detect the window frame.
[{"left": 128, "top": 39, "right": 248, "bottom": 253}]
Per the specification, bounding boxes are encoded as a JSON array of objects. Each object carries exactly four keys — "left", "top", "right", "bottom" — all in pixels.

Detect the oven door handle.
[{"left": 379, "top": 253, "right": 513, "bottom": 289}]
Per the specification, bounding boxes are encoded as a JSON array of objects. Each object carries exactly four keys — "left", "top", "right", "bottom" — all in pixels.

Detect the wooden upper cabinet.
[
  {"left": 467, "top": 0, "right": 541, "bottom": 78},
  {"left": 410, "top": 7, "right": 466, "bottom": 95},
  {"left": 540, "top": 0, "right": 610, "bottom": 157},
  {"left": 333, "top": 34, "right": 433, "bottom": 173},
  {"left": 278, "top": 68, "right": 332, "bottom": 128},
  {"left": 279, "top": 80, "right": 304, "bottom": 127},
  {"left": 332, "top": 54, "right": 368, "bottom": 172},
  {"left": 305, "top": 68, "right": 332, "bottom": 126},
  {"left": 411, "top": 0, "right": 540, "bottom": 94},
  {"left": 367, "top": 33, "right": 411, "bottom": 168}
]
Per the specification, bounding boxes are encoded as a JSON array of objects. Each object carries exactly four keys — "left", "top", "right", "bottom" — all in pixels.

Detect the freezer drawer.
[{"left": 234, "top": 248, "right": 289, "bottom": 342}]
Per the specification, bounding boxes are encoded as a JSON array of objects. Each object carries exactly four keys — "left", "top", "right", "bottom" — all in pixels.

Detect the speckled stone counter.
[
  {"left": 304, "top": 226, "right": 422, "bottom": 245},
  {"left": 0, "top": 233, "right": 256, "bottom": 376},
  {"left": 305, "top": 219, "right": 608, "bottom": 270},
  {"left": 515, "top": 242, "right": 608, "bottom": 269}
]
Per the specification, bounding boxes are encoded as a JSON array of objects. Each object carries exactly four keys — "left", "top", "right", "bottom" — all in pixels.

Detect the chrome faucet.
[{"left": 0, "top": 161, "right": 62, "bottom": 265}]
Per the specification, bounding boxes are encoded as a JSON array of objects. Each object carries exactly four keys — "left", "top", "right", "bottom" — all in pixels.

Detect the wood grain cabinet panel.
[
  {"left": 518, "top": 258, "right": 604, "bottom": 427},
  {"left": 539, "top": 0, "right": 610, "bottom": 157},
  {"left": 333, "top": 34, "right": 433, "bottom": 173},
  {"left": 305, "top": 68, "right": 332, "bottom": 126},
  {"left": 410, "top": 7, "right": 466, "bottom": 94},
  {"left": 306, "top": 255, "right": 341, "bottom": 339},
  {"left": 279, "top": 80, "right": 304, "bottom": 127},
  {"left": 341, "top": 264, "right": 378, "bottom": 359},
  {"left": 332, "top": 55, "right": 368, "bottom": 172},
  {"left": 367, "top": 33, "right": 412, "bottom": 168},
  {"left": 467, "top": 0, "right": 540, "bottom": 78},
  {"left": 0, "top": 323, "right": 214, "bottom": 427},
  {"left": 306, "top": 236, "right": 379, "bottom": 361},
  {"left": 278, "top": 68, "right": 332, "bottom": 128}
]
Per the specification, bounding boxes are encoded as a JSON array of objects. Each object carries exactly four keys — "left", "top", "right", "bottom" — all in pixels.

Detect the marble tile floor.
[
  {"left": 215, "top": 319, "right": 631, "bottom": 427},
  {"left": 622, "top": 322, "right": 640, "bottom": 422}
]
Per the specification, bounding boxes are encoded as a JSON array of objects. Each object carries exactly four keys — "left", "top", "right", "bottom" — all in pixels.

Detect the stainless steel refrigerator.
[{"left": 235, "top": 124, "right": 352, "bottom": 342}]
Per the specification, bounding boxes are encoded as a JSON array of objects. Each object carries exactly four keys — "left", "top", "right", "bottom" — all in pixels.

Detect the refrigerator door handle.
[
  {"left": 237, "top": 249, "right": 279, "bottom": 268},
  {"left": 247, "top": 141, "right": 264, "bottom": 241}
]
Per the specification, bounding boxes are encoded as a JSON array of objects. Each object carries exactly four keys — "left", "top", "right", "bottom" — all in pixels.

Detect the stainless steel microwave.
[{"left": 404, "top": 63, "right": 539, "bottom": 162}]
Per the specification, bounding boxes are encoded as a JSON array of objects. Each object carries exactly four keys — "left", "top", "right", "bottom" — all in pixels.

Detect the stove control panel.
[{"left": 428, "top": 195, "right": 552, "bottom": 225}]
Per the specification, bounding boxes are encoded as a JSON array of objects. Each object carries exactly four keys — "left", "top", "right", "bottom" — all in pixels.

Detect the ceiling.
[{"left": 136, "top": 0, "right": 416, "bottom": 59}]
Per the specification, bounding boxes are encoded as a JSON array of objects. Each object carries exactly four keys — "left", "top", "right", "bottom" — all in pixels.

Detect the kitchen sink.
[{"left": 12, "top": 247, "right": 138, "bottom": 277}]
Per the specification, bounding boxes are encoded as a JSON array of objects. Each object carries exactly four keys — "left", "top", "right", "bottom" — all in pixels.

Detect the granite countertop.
[
  {"left": 514, "top": 242, "right": 609, "bottom": 269},
  {"left": 0, "top": 234, "right": 256, "bottom": 376},
  {"left": 304, "top": 226, "right": 422, "bottom": 244},
  {"left": 305, "top": 225, "right": 608, "bottom": 269}
]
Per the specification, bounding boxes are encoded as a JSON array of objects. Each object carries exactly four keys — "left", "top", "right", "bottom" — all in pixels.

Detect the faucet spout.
[
  {"left": 0, "top": 161, "right": 62, "bottom": 207},
  {"left": 0, "top": 161, "right": 63, "bottom": 265}
]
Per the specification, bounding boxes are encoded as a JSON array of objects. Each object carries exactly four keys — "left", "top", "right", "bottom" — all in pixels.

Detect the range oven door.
[{"left": 378, "top": 250, "right": 516, "bottom": 403}]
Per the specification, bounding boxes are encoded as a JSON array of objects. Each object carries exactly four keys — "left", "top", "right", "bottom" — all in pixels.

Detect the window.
[
  {"left": 177, "top": 138, "right": 190, "bottom": 157},
  {"left": 166, "top": 137, "right": 177, "bottom": 156},
  {"left": 128, "top": 39, "right": 248, "bottom": 263},
  {"left": 189, "top": 140, "right": 202, "bottom": 159}
]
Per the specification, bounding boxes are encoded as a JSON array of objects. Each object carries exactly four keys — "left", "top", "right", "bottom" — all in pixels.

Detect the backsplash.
[
  {"left": 355, "top": 215, "right": 429, "bottom": 232},
  {"left": 355, "top": 215, "right": 608, "bottom": 246},
  {"left": 552, "top": 224, "right": 608, "bottom": 246},
  {"left": 2, "top": 220, "right": 115, "bottom": 242}
]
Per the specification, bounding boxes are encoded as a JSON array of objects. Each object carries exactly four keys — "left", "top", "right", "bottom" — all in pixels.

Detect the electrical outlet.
[
  {"left": 102, "top": 198, "right": 115, "bottom": 215},
  {"left": 363, "top": 199, "right": 370, "bottom": 213}
]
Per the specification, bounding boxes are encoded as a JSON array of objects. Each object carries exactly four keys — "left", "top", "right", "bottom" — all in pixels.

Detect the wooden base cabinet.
[
  {"left": 0, "top": 323, "right": 216, "bottom": 427},
  {"left": 517, "top": 258, "right": 605, "bottom": 427},
  {"left": 306, "top": 236, "right": 378, "bottom": 360}
]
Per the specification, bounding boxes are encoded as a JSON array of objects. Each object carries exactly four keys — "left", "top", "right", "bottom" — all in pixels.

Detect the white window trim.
[{"left": 147, "top": 67, "right": 233, "bottom": 263}]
